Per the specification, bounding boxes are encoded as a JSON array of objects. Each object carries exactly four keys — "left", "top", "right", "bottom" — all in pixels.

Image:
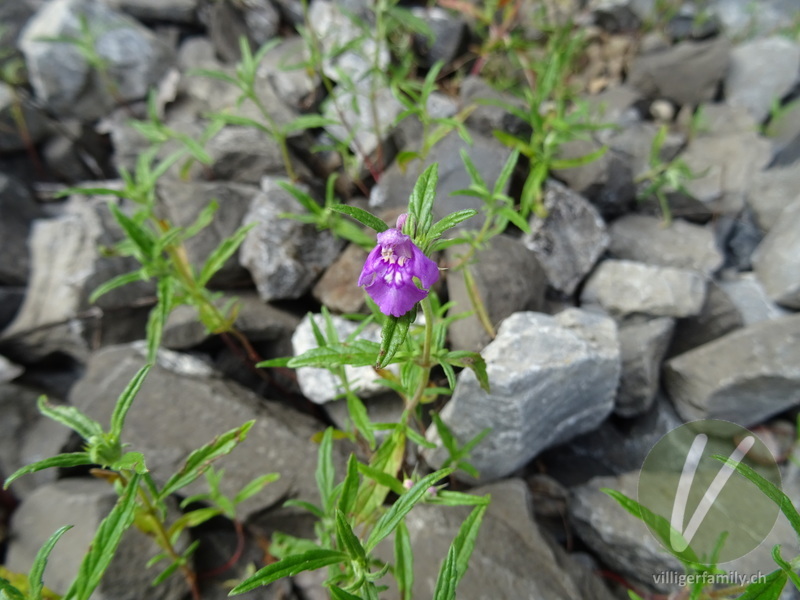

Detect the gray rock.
[
  {"left": 711, "top": 0, "right": 800, "bottom": 39},
  {"left": 521, "top": 180, "right": 609, "bottom": 295},
  {"left": 19, "top": 0, "right": 174, "bottom": 121},
  {"left": 589, "top": 0, "right": 646, "bottom": 31},
  {"left": 715, "top": 206, "right": 763, "bottom": 271},
  {"left": 206, "top": 0, "right": 279, "bottom": 63},
  {"left": 694, "top": 102, "right": 760, "bottom": 137},
  {"left": 581, "top": 259, "right": 707, "bottom": 318},
  {"left": 70, "top": 344, "right": 342, "bottom": 518},
  {"left": 0, "top": 83, "right": 50, "bottom": 152},
  {"left": 726, "top": 36, "right": 800, "bottom": 123},
  {"left": 380, "top": 479, "right": 613, "bottom": 600},
  {"left": 240, "top": 177, "right": 344, "bottom": 301},
  {"left": 104, "top": 0, "right": 198, "bottom": 23},
  {"left": 307, "top": 0, "right": 387, "bottom": 84},
  {"left": 426, "top": 309, "right": 620, "bottom": 482},
  {"left": 323, "top": 393, "right": 404, "bottom": 437},
  {"left": 156, "top": 179, "right": 257, "bottom": 286},
  {"left": 206, "top": 126, "right": 296, "bottom": 184},
  {"left": 718, "top": 273, "right": 791, "bottom": 326},
  {"left": 628, "top": 38, "right": 730, "bottom": 106},
  {"left": 6, "top": 478, "right": 188, "bottom": 600},
  {"left": 323, "top": 85, "right": 402, "bottom": 166},
  {"left": 570, "top": 472, "right": 684, "bottom": 593},
  {"left": 664, "top": 313, "right": 800, "bottom": 426},
  {"left": 667, "top": 280, "right": 743, "bottom": 357},
  {"left": 541, "top": 394, "right": 684, "bottom": 486},
  {"left": 616, "top": 317, "right": 674, "bottom": 417},
  {"left": 608, "top": 214, "right": 723, "bottom": 276},
  {"left": 312, "top": 243, "right": 369, "bottom": 314},
  {"left": 765, "top": 97, "right": 800, "bottom": 163},
  {"left": 681, "top": 130, "right": 772, "bottom": 214},
  {"left": 292, "top": 313, "right": 389, "bottom": 404},
  {"left": 162, "top": 291, "right": 300, "bottom": 350},
  {"left": 0, "top": 287, "right": 25, "bottom": 330},
  {"left": 0, "top": 355, "right": 22, "bottom": 383},
  {"left": 748, "top": 164, "right": 800, "bottom": 232},
  {"left": 0, "top": 383, "right": 73, "bottom": 499},
  {"left": 0, "top": 173, "right": 42, "bottom": 286},
  {"left": 411, "top": 6, "right": 467, "bottom": 67},
  {"left": 445, "top": 234, "right": 547, "bottom": 352},
  {"left": 752, "top": 198, "right": 800, "bottom": 309},
  {"left": 1, "top": 192, "right": 153, "bottom": 361},
  {"left": 369, "top": 130, "right": 512, "bottom": 230}
]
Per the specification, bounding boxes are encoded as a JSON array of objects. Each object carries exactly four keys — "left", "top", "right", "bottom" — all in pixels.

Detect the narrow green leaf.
[
  {"left": 447, "top": 352, "right": 489, "bottom": 393},
  {"left": 457, "top": 149, "right": 486, "bottom": 190},
  {"left": 408, "top": 164, "right": 439, "bottom": 238},
  {"left": 426, "top": 491, "right": 491, "bottom": 507},
  {"left": 288, "top": 341, "right": 380, "bottom": 369},
  {"left": 451, "top": 502, "right": 488, "bottom": 587},
  {"left": 28, "top": 525, "right": 72, "bottom": 600},
  {"left": 365, "top": 468, "right": 454, "bottom": 553},
  {"left": 346, "top": 392, "right": 376, "bottom": 449},
  {"left": 337, "top": 454, "right": 360, "bottom": 517},
  {"left": 771, "top": 546, "right": 800, "bottom": 590},
  {"left": 234, "top": 473, "right": 280, "bottom": 505},
  {"left": 197, "top": 223, "right": 255, "bottom": 287},
  {"left": 159, "top": 421, "right": 255, "bottom": 499},
  {"left": 431, "top": 412, "right": 458, "bottom": 456},
  {"left": 110, "top": 365, "right": 151, "bottom": 440},
  {"left": 395, "top": 520, "right": 414, "bottom": 600},
  {"left": 406, "top": 426, "right": 436, "bottom": 450},
  {"left": 109, "top": 204, "right": 155, "bottom": 259},
  {"left": 283, "top": 499, "right": 325, "bottom": 519},
  {"left": 428, "top": 209, "right": 478, "bottom": 241},
  {"left": 355, "top": 429, "right": 406, "bottom": 521},
  {"left": 335, "top": 509, "right": 366, "bottom": 563},
  {"left": 284, "top": 114, "right": 339, "bottom": 133},
  {"left": 713, "top": 455, "right": 800, "bottom": 537},
  {"left": 431, "top": 544, "right": 458, "bottom": 600},
  {"left": 357, "top": 463, "right": 406, "bottom": 496},
  {"left": 550, "top": 145, "right": 607, "bottom": 170},
  {"left": 493, "top": 130, "right": 530, "bottom": 157},
  {"left": 37, "top": 397, "right": 103, "bottom": 441},
  {"left": 210, "top": 112, "right": 270, "bottom": 132},
  {"left": 329, "top": 586, "right": 363, "bottom": 600},
  {"left": 63, "top": 473, "right": 141, "bottom": 600},
  {"left": 151, "top": 559, "right": 182, "bottom": 587},
  {"left": 377, "top": 309, "right": 415, "bottom": 369},
  {"left": 229, "top": 550, "right": 347, "bottom": 595},
  {"left": 493, "top": 149, "right": 520, "bottom": 195},
  {"left": 735, "top": 569, "right": 787, "bottom": 599},
  {"left": 176, "top": 134, "right": 212, "bottom": 165},
  {"left": 329, "top": 205, "right": 389, "bottom": 233},
  {"left": 189, "top": 68, "right": 238, "bottom": 85},
  {"left": 182, "top": 201, "right": 219, "bottom": 239},
  {"left": 89, "top": 270, "right": 146, "bottom": 304},
  {"left": 167, "top": 509, "right": 222, "bottom": 541},
  {"left": 316, "top": 427, "right": 335, "bottom": 514},
  {"left": 146, "top": 276, "right": 174, "bottom": 364}
]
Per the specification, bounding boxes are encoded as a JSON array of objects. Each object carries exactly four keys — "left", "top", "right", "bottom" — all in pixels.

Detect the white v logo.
[{"left": 670, "top": 433, "right": 755, "bottom": 552}]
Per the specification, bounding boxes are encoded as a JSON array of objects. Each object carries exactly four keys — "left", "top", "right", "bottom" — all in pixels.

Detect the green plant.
[{"left": 634, "top": 125, "right": 698, "bottom": 226}]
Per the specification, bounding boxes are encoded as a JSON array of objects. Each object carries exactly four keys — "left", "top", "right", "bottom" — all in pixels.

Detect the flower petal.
[
  {"left": 366, "top": 277, "right": 427, "bottom": 317},
  {"left": 411, "top": 245, "right": 439, "bottom": 288}
]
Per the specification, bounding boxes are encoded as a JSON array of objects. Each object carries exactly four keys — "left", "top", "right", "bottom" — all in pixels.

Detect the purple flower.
[{"left": 358, "top": 220, "right": 439, "bottom": 317}]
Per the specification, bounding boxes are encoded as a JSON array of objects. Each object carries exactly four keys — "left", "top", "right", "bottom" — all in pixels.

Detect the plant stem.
[{"left": 407, "top": 297, "right": 435, "bottom": 412}]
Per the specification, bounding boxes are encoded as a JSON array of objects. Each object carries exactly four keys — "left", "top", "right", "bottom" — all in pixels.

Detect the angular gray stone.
[
  {"left": 206, "top": 126, "right": 296, "bottom": 184},
  {"left": 312, "top": 243, "right": 369, "bottom": 314},
  {"left": 667, "top": 280, "right": 743, "bottom": 357},
  {"left": 6, "top": 478, "right": 188, "bottom": 600},
  {"left": 628, "top": 38, "right": 730, "bottom": 105},
  {"left": 379, "top": 479, "right": 616, "bottom": 600},
  {"left": 445, "top": 234, "right": 547, "bottom": 352},
  {"left": 459, "top": 76, "right": 527, "bottom": 139},
  {"left": 0, "top": 287, "right": 25, "bottom": 330},
  {"left": 240, "top": 177, "right": 344, "bottom": 301},
  {"left": 292, "top": 313, "right": 389, "bottom": 404},
  {"left": 681, "top": 130, "right": 772, "bottom": 214},
  {"left": 206, "top": 0, "right": 279, "bottom": 62},
  {"left": 156, "top": 179, "right": 256, "bottom": 286},
  {"left": 0, "top": 173, "right": 42, "bottom": 286},
  {"left": 664, "top": 314, "right": 800, "bottom": 426},
  {"left": 616, "top": 317, "right": 674, "bottom": 417},
  {"left": 104, "top": 0, "right": 198, "bottom": 23},
  {"left": 369, "top": 130, "right": 512, "bottom": 230},
  {"left": 0, "top": 355, "right": 22, "bottom": 383},
  {"left": 752, "top": 199, "right": 800, "bottom": 309},
  {"left": 1, "top": 192, "right": 153, "bottom": 361},
  {"left": 581, "top": 259, "right": 707, "bottom": 318},
  {"left": 725, "top": 36, "right": 800, "bottom": 122},
  {"left": 718, "top": 273, "right": 791, "bottom": 326},
  {"left": 747, "top": 164, "right": 800, "bottom": 232},
  {"left": 426, "top": 309, "right": 620, "bottom": 482},
  {"left": 608, "top": 214, "right": 723, "bottom": 276},
  {"left": 257, "top": 36, "right": 319, "bottom": 109},
  {"left": 162, "top": 291, "right": 300, "bottom": 350},
  {"left": 710, "top": 0, "right": 800, "bottom": 37},
  {"left": 19, "top": 0, "right": 174, "bottom": 121},
  {"left": 522, "top": 180, "right": 610, "bottom": 295},
  {"left": 70, "top": 344, "right": 343, "bottom": 518},
  {"left": 411, "top": 6, "right": 467, "bottom": 68},
  {"left": 308, "top": 0, "right": 388, "bottom": 84}
]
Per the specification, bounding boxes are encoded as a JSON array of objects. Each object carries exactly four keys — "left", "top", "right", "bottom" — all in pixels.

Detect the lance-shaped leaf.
[
  {"left": 109, "top": 365, "right": 151, "bottom": 440},
  {"left": 28, "top": 525, "right": 72, "bottom": 600},
  {"left": 407, "top": 164, "right": 438, "bottom": 239},
  {"left": 4, "top": 453, "right": 93, "bottom": 489},
  {"left": 377, "top": 309, "right": 415, "bottom": 368},
  {"left": 37, "top": 397, "right": 103, "bottom": 441},
  {"left": 229, "top": 550, "right": 348, "bottom": 595},
  {"left": 330, "top": 205, "right": 389, "bottom": 233}
]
